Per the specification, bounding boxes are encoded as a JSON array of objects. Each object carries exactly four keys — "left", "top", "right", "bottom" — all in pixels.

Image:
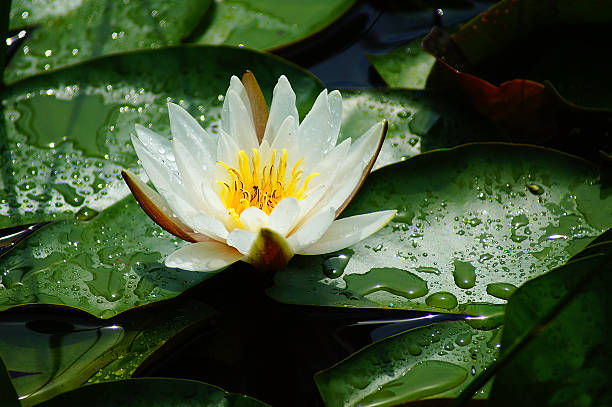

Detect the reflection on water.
[{"left": 0, "top": 313, "right": 124, "bottom": 402}]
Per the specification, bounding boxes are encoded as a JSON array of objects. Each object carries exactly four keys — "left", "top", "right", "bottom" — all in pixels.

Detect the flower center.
[{"left": 217, "top": 148, "right": 318, "bottom": 221}]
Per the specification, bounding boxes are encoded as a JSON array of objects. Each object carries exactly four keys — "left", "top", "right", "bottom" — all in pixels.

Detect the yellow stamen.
[{"left": 217, "top": 148, "right": 317, "bottom": 216}]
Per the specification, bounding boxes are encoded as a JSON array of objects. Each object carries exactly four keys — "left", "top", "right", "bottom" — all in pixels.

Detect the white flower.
[{"left": 122, "top": 72, "right": 395, "bottom": 272}]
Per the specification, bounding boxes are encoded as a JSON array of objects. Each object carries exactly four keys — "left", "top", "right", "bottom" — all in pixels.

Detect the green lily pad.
[
  {"left": 339, "top": 88, "right": 500, "bottom": 170},
  {"left": 486, "top": 246, "right": 612, "bottom": 406},
  {"left": 268, "top": 143, "right": 612, "bottom": 311},
  {"left": 5, "top": 0, "right": 212, "bottom": 83},
  {"left": 0, "top": 45, "right": 321, "bottom": 228},
  {"left": 37, "top": 377, "right": 270, "bottom": 407},
  {"left": 0, "top": 356, "right": 19, "bottom": 407},
  {"left": 315, "top": 321, "right": 500, "bottom": 407},
  {"left": 1, "top": 300, "right": 214, "bottom": 405},
  {"left": 368, "top": 36, "right": 436, "bottom": 90},
  {"left": 190, "top": 0, "right": 356, "bottom": 50},
  {"left": 0, "top": 45, "right": 321, "bottom": 317}
]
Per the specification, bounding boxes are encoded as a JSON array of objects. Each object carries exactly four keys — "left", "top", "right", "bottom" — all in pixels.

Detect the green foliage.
[
  {"left": 190, "top": 0, "right": 356, "bottom": 50},
  {"left": 269, "top": 144, "right": 612, "bottom": 312}
]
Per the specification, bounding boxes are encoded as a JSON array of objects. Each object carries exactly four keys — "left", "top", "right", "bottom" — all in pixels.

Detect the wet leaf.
[
  {"left": 0, "top": 45, "right": 321, "bottom": 317},
  {"left": 339, "top": 88, "right": 502, "bottom": 170},
  {"left": 316, "top": 320, "right": 500, "bottom": 407},
  {"left": 367, "top": 36, "right": 436, "bottom": 90},
  {"left": 190, "top": 0, "right": 356, "bottom": 51},
  {"left": 36, "top": 377, "right": 270, "bottom": 407},
  {"left": 1, "top": 300, "right": 214, "bottom": 405},
  {"left": 0, "top": 356, "right": 20, "bottom": 407},
  {"left": 5, "top": 0, "right": 212, "bottom": 83},
  {"left": 268, "top": 143, "right": 612, "bottom": 312},
  {"left": 453, "top": 234, "right": 612, "bottom": 406}
]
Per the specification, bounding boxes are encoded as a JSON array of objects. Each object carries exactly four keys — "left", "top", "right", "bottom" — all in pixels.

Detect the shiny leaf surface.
[
  {"left": 190, "top": 0, "right": 356, "bottom": 50},
  {"left": 269, "top": 143, "right": 612, "bottom": 312},
  {"left": 1, "top": 300, "right": 214, "bottom": 405},
  {"left": 316, "top": 321, "right": 500, "bottom": 407},
  {"left": 5, "top": 0, "right": 212, "bottom": 82}
]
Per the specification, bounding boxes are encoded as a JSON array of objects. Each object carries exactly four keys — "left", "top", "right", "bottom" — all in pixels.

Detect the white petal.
[
  {"left": 269, "top": 115, "right": 298, "bottom": 156},
  {"left": 316, "top": 120, "right": 386, "bottom": 215},
  {"left": 221, "top": 76, "right": 253, "bottom": 134},
  {"left": 287, "top": 206, "right": 335, "bottom": 253},
  {"left": 163, "top": 191, "right": 200, "bottom": 229},
  {"left": 216, "top": 129, "right": 240, "bottom": 169},
  {"left": 306, "top": 137, "right": 350, "bottom": 191},
  {"left": 168, "top": 103, "right": 217, "bottom": 182},
  {"left": 239, "top": 207, "right": 269, "bottom": 232},
  {"left": 134, "top": 125, "right": 178, "bottom": 175},
  {"left": 269, "top": 197, "right": 300, "bottom": 236},
  {"left": 262, "top": 75, "right": 299, "bottom": 146},
  {"left": 132, "top": 135, "right": 181, "bottom": 202},
  {"left": 191, "top": 213, "right": 229, "bottom": 241},
  {"left": 201, "top": 185, "right": 230, "bottom": 220},
  {"left": 298, "top": 89, "right": 338, "bottom": 171},
  {"left": 172, "top": 138, "right": 205, "bottom": 203},
  {"left": 328, "top": 90, "right": 343, "bottom": 143},
  {"left": 227, "top": 229, "right": 257, "bottom": 255},
  {"left": 226, "top": 90, "right": 258, "bottom": 150},
  {"left": 298, "top": 210, "right": 397, "bottom": 255},
  {"left": 165, "top": 241, "right": 243, "bottom": 272}
]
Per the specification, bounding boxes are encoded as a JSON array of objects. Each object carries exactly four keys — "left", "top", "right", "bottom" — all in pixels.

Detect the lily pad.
[
  {"left": 1, "top": 300, "right": 214, "bottom": 404},
  {"left": 486, "top": 246, "right": 612, "bottom": 406},
  {"left": 0, "top": 45, "right": 321, "bottom": 317},
  {"left": 268, "top": 143, "right": 612, "bottom": 311},
  {"left": 368, "top": 36, "right": 436, "bottom": 90},
  {"left": 5, "top": 0, "right": 212, "bottom": 83},
  {"left": 315, "top": 321, "right": 500, "bottom": 407},
  {"left": 0, "top": 45, "right": 321, "bottom": 228},
  {"left": 190, "top": 0, "right": 356, "bottom": 51},
  {"left": 340, "top": 88, "right": 500, "bottom": 170},
  {"left": 37, "top": 377, "right": 270, "bottom": 407}
]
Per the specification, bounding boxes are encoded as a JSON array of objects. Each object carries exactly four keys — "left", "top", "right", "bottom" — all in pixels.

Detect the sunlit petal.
[{"left": 166, "top": 241, "right": 243, "bottom": 272}]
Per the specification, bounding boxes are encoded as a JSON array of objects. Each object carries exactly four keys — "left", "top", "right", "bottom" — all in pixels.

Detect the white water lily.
[{"left": 122, "top": 72, "right": 395, "bottom": 272}]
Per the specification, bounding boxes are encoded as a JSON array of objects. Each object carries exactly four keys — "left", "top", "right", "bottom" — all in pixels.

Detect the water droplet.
[
  {"left": 525, "top": 184, "right": 544, "bottom": 195},
  {"left": 452, "top": 260, "right": 476, "bottom": 289},
  {"left": 75, "top": 206, "right": 99, "bottom": 221},
  {"left": 322, "top": 249, "right": 353, "bottom": 278},
  {"left": 415, "top": 266, "right": 439, "bottom": 275},
  {"left": 511, "top": 214, "right": 529, "bottom": 229},
  {"left": 343, "top": 267, "right": 428, "bottom": 300},
  {"left": 52, "top": 183, "right": 85, "bottom": 207},
  {"left": 425, "top": 292, "right": 458, "bottom": 309},
  {"left": 486, "top": 282, "right": 517, "bottom": 300}
]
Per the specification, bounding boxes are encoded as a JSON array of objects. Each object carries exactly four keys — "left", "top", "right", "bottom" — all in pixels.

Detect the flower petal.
[
  {"left": 242, "top": 70, "right": 269, "bottom": 143},
  {"left": 134, "top": 124, "right": 177, "bottom": 172},
  {"left": 239, "top": 206, "right": 269, "bottom": 232},
  {"left": 121, "top": 170, "right": 210, "bottom": 243},
  {"left": 225, "top": 90, "right": 258, "bottom": 150},
  {"left": 191, "top": 213, "right": 229, "bottom": 241},
  {"left": 222, "top": 76, "right": 253, "bottom": 133},
  {"left": 298, "top": 89, "right": 336, "bottom": 170},
  {"left": 168, "top": 103, "right": 217, "bottom": 181},
  {"left": 287, "top": 206, "right": 335, "bottom": 253},
  {"left": 227, "top": 228, "right": 257, "bottom": 255},
  {"left": 322, "top": 120, "right": 387, "bottom": 216},
  {"left": 298, "top": 210, "right": 397, "bottom": 255},
  {"left": 165, "top": 241, "right": 243, "bottom": 272},
  {"left": 328, "top": 89, "right": 343, "bottom": 143},
  {"left": 263, "top": 75, "right": 299, "bottom": 146},
  {"left": 131, "top": 134, "right": 182, "bottom": 201},
  {"left": 269, "top": 197, "right": 300, "bottom": 236}
]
